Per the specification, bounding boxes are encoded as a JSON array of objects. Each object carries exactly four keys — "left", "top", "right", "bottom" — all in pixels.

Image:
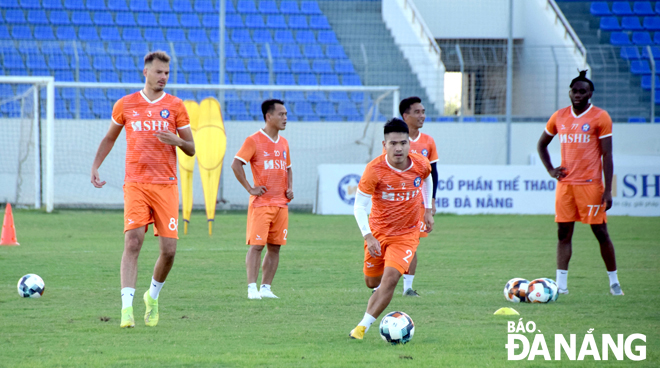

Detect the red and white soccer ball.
[{"left": 527, "top": 278, "right": 556, "bottom": 303}]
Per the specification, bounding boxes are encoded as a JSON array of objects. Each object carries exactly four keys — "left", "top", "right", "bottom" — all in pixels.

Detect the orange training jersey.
[
  {"left": 545, "top": 105, "right": 612, "bottom": 184},
  {"left": 235, "top": 129, "right": 292, "bottom": 208},
  {"left": 380, "top": 132, "right": 439, "bottom": 164},
  {"left": 112, "top": 91, "right": 190, "bottom": 184},
  {"left": 358, "top": 153, "right": 431, "bottom": 236}
]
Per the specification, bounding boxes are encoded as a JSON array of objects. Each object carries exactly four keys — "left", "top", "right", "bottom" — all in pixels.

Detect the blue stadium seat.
[
  {"left": 173, "top": 0, "right": 193, "bottom": 12},
  {"left": 101, "top": 27, "right": 122, "bottom": 41},
  {"left": 181, "top": 13, "right": 201, "bottom": 28},
  {"left": 21, "top": 0, "right": 42, "bottom": 9},
  {"left": 27, "top": 10, "right": 49, "bottom": 24},
  {"left": 296, "top": 30, "right": 316, "bottom": 43},
  {"left": 247, "top": 59, "right": 268, "bottom": 72},
  {"left": 293, "top": 101, "right": 314, "bottom": 115},
  {"left": 227, "top": 58, "right": 246, "bottom": 72},
  {"left": 189, "top": 73, "right": 209, "bottom": 84},
  {"left": 6, "top": 9, "right": 26, "bottom": 24},
  {"left": 329, "top": 91, "right": 349, "bottom": 102},
  {"left": 600, "top": 16, "right": 621, "bottom": 31},
  {"left": 3, "top": 54, "right": 24, "bottom": 69},
  {"left": 342, "top": 74, "right": 361, "bottom": 86},
  {"left": 108, "top": 0, "right": 129, "bottom": 11},
  {"left": 93, "top": 11, "right": 114, "bottom": 25},
  {"left": 307, "top": 91, "right": 326, "bottom": 102},
  {"left": 49, "top": 10, "right": 70, "bottom": 25},
  {"left": 224, "top": 14, "right": 243, "bottom": 28},
  {"left": 283, "top": 91, "right": 303, "bottom": 102},
  {"left": 137, "top": 13, "right": 158, "bottom": 26},
  {"left": 634, "top": 2, "right": 655, "bottom": 16},
  {"left": 17, "top": 40, "right": 38, "bottom": 54},
  {"left": 100, "top": 71, "right": 120, "bottom": 83},
  {"left": 246, "top": 15, "right": 266, "bottom": 28},
  {"left": 123, "top": 28, "right": 143, "bottom": 41},
  {"left": 612, "top": 2, "right": 633, "bottom": 16},
  {"left": 335, "top": 60, "right": 355, "bottom": 73},
  {"left": 151, "top": 42, "right": 170, "bottom": 53},
  {"left": 116, "top": 13, "right": 137, "bottom": 26},
  {"left": 303, "top": 44, "right": 324, "bottom": 58},
  {"left": 175, "top": 90, "right": 195, "bottom": 101},
  {"left": 251, "top": 72, "right": 267, "bottom": 84},
  {"left": 338, "top": 101, "right": 358, "bottom": 116},
  {"left": 72, "top": 11, "right": 94, "bottom": 25},
  {"left": 239, "top": 43, "right": 260, "bottom": 58},
  {"left": 309, "top": 15, "right": 331, "bottom": 29},
  {"left": 633, "top": 31, "right": 653, "bottom": 45},
  {"left": 93, "top": 55, "right": 114, "bottom": 70},
  {"left": 152, "top": 0, "right": 172, "bottom": 12},
  {"left": 253, "top": 29, "right": 273, "bottom": 43},
  {"left": 272, "top": 59, "right": 289, "bottom": 72},
  {"left": 196, "top": 43, "right": 217, "bottom": 57},
  {"left": 610, "top": 32, "right": 632, "bottom": 45},
  {"left": 1, "top": 0, "right": 18, "bottom": 7},
  {"left": 115, "top": 56, "right": 136, "bottom": 71},
  {"left": 160, "top": 13, "right": 180, "bottom": 27},
  {"left": 79, "top": 26, "right": 100, "bottom": 41},
  {"left": 641, "top": 75, "right": 660, "bottom": 90},
  {"left": 194, "top": 0, "right": 215, "bottom": 13},
  {"left": 34, "top": 26, "right": 56, "bottom": 40},
  {"left": 79, "top": 70, "right": 97, "bottom": 81},
  {"left": 266, "top": 15, "right": 287, "bottom": 29},
  {"left": 56, "top": 25, "right": 75, "bottom": 39},
  {"left": 144, "top": 29, "right": 165, "bottom": 42},
  {"left": 291, "top": 60, "right": 311, "bottom": 73},
  {"left": 75, "top": 55, "right": 93, "bottom": 70},
  {"left": 281, "top": 44, "right": 302, "bottom": 58},
  {"left": 12, "top": 25, "right": 33, "bottom": 39},
  {"left": 121, "top": 71, "right": 142, "bottom": 83},
  {"left": 2, "top": 101, "right": 22, "bottom": 117},
  {"left": 590, "top": 2, "right": 610, "bottom": 16},
  {"left": 181, "top": 58, "right": 203, "bottom": 72},
  {"left": 188, "top": 29, "right": 209, "bottom": 42},
  {"left": 228, "top": 101, "right": 248, "bottom": 116},
  {"left": 202, "top": 57, "right": 218, "bottom": 72},
  {"left": 86, "top": 0, "right": 106, "bottom": 11},
  {"left": 642, "top": 45, "right": 660, "bottom": 59},
  {"left": 167, "top": 29, "right": 187, "bottom": 42},
  {"left": 350, "top": 92, "right": 365, "bottom": 102},
  {"left": 240, "top": 90, "right": 261, "bottom": 101},
  {"left": 280, "top": 1, "right": 299, "bottom": 14},
  {"left": 654, "top": 32, "right": 660, "bottom": 44},
  {"left": 318, "top": 31, "right": 338, "bottom": 44},
  {"left": 232, "top": 72, "right": 253, "bottom": 84},
  {"left": 47, "top": 54, "right": 69, "bottom": 69},
  {"left": 130, "top": 0, "right": 150, "bottom": 12},
  {"left": 259, "top": 0, "right": 278, "bottom": 14},
  {"left": 274, "top": 30, "right": 295, "bottom": 43},
  {"left": 106, "top": 41, "right": 127, "bottom": 55},
  {"left": 232, "top": 29, "right": 252, "bottom": 43},
  {"left": 301, "top": 1, "right": 322, "bottom": 15},
  {"left": 0, "top": 26, "right": 10, "bottom": 39},
  {"left": 238, "top": 0, "right": 258, "bottom": 13},
  {"left": 43, "top": 0, "right": 64, "bottom": 10},
  {"left": 620, "top": 46, "right": 641, "bottom": 60},
  {"left": 631, "top": 60, "right": 652, "bottom": 74},
  {"left": 656, "top": 2, "right": 660, "bottom": 15},
  {"left": 173, "top": 42, "right": 193, "bottom": 57},
  {"left": 628, "top": 116, "right": 647, "bottom": 123},
  {"left": 316, "top": 101, "right": 336, "bottom": 116},
  {"left": 92, "top": 100, "right": 113, "bottom": 119},
  {"left": 320, "top": 74, "right": 339, "bottom": 85},
  {"left": 288, "top": 15, "right": 308, "bottom": 29},
  {"left": 622, "top": 17, "right": 644, "bottom": 31},
  {"left": 312, "top": 59, "right": 333, "bottom": 73},
  {"left": 85, "top": 42, "right": 106, "bottom": 55},
  {"left": 129, "top": 42, "right": 149, "bottom": 56},
  {"left": 326, "top": 45, "right": 347, "bottom": 59},
  {"left": 276, "top": 73, "right": 295, "bottom": 84},
  {"left": 644, "top": 16, "right": 660, "bottom": 31}
]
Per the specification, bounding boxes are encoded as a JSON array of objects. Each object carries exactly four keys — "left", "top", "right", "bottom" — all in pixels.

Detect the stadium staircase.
[
  {"left": 0, "top": 0, "right": 401, "bottom": 122},
  {"left": 556, "top": 0, "right": 660, "bottom": 122}
]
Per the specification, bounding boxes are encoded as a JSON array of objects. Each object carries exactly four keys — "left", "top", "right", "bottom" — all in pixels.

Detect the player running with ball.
[{"left": 349, "top": 118, "right": 433, "bottom": 340}]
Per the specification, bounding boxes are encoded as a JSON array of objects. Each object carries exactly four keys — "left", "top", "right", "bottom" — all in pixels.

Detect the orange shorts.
[
  {"left": 555, "top": 182, "right": 607, "bottom": 224},
  {"left": 124, "top": 182, "right": 179, "bottom": 239},
  {"left": 363, "top": 231, "right": 420, "bottom": 277},
  {"left": 246, "top": 205, "right": 288, "bottom": 246}
]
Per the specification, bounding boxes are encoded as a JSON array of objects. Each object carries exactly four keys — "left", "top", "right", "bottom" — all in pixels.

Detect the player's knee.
[
  {"left": 124, "top": 237, "right": 142, "bottom": 253},
  {"left": 266, "top": 244, "right": 281, "bottom": 254},
  {"left": 160, "top": 247, "right": 176, "bottom": 259},
  {"left": 365, "top": 276, "right": 380, "bottom": 288}
]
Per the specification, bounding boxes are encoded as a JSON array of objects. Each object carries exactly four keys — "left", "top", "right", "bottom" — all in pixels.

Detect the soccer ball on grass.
[
  {"left": 17, "top": 274, "right": 45, "bottom": 298},
  {"left": 527, "top": 278, "right": 556, "bottom": 303},
  {"left": 379, "top": 311, "right": 415, "bottom": 344},
  {"left": 503, "top": 278, "right": 529, "bottom": 303}
]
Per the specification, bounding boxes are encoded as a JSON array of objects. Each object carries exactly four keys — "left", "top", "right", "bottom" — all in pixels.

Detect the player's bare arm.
[
  {"left": 153, "top": 127, "right": 195, "bottom": 156},
  {"left": 91, "top": 122, "right": 124, "bottom": 188},
  {"left": 286, "top": 167, "right": 294, "bottom": 200},
  {"left": 601, "top": 136, "right": 614, "bottom": 210},
  {"left": 537, "top": 131, "right": 566, "bottom": 180},
  {"left": 231, "top": 158, "right": 267, "bottom": 196}
]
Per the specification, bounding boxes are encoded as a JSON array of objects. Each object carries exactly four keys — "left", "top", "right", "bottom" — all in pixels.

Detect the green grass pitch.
[{"left": 1, "top": 209, "right": 658, "bottom": 367}]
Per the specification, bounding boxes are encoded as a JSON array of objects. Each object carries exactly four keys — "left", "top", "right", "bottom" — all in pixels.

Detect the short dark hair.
[
  {"left": 261, "top": 99, "right": 285, "bottom": 120},
  {"left": 144, "top": 51, "right": 170, "bottom": 66},
  {"left": 384, "top": 118, "right": 409, "bottom": 137},
  {"left": 570, "top": 70, "right": 594, "bottom": 92},
  {"left": 399, "top": 96, "right": 422, "bottom": 117}
]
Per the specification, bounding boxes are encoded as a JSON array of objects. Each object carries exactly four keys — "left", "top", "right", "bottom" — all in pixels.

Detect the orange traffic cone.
[{"left": 1, "top": 203, "right": 19, "bottom": 246}]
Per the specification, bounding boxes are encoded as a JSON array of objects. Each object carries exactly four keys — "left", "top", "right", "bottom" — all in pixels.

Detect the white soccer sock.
[
  {"left": 121, "top": 287, "right": 135, "bottom": 309},
  {"left": 248, "top": 283, "right": 258, "bottom": 290},
  {"left": 149, "top": 277, "right": 164, "bottom": 300},
  {"left": 358, "top": 313, "right": 377, "bottom": 332},
  {"left": 607, "top": 270, "right": 619, "bottom": 286},
  {"left": 403, "top": 274, "right": 415, "bottom": 291},
  {"left": 557, "top": 270, "right": 568, "bottom": 290},
  {"left": 260, "top": 284, "right": 271, "bottom": 291}
]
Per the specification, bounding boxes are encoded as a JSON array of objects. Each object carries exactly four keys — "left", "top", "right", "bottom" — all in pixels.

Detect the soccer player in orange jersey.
[
  {"left": 398, "top": 97, "right": 439, "bottom": 296},
  {"left": 90, "top": 51, "right": 195, "bottom": 328},
  {"left": 349, "top": 118, "right": 433, "bottom": 340},
  {"left": 232, "top": 99, "right": 293, "bottom": 300},
  {"left": 537, "top": 70, "right": 623, "bottom": 296}
]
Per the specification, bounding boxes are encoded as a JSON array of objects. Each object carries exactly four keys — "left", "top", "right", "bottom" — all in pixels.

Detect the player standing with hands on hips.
[
  {"left": 537, "top": 70, "right": 623, "bottom": 296},
  {"left": 91, "top": 51, "right": 195, "bottom": 328}
]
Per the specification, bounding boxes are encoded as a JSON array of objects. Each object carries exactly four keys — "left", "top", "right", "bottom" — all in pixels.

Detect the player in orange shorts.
[
  {"left": 537, "top": 70, "right": 623, "bottom": 296},
  {"left": 91, "top": 51, "right": 195, "bottom": 328},
  {"left": 232, "top": 99, "right": 293, "bottom": 300},
  {"left": 349, "top": 118, "right": 433, "bottom": 340}
]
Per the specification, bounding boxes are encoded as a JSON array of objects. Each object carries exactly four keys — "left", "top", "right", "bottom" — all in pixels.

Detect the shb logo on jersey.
[
  {"left": 338, "top": 174, "right": 361, "bottom": 205},
  {"left": 414, "top": 177, "right": 422, "bottom": 187},
  {"left": 581, "top": 123, "right": 590, "bottom": 132},
  {"left": 160, "top": 109, "right": 170, "bottom": 119},
  {"left": 421, "top": 149, "right": 428, "bottom": 157}
]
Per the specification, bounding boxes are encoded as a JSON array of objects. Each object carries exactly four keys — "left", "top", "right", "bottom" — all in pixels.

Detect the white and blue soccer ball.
[
  {"left": 542, "top": 278, "right": 559, "bottom": 302},
  {"left": 504, "top": 278, "right": 530, "bottom": 303},
  {"left": 379, "top": 311, "right": 415, "bottom": 345},
  {"left": 527, "top": 278, "right": 555, "bottom": 303},
  {"left": 17, "top": 274, "right": 45, "bottom": 298}
]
